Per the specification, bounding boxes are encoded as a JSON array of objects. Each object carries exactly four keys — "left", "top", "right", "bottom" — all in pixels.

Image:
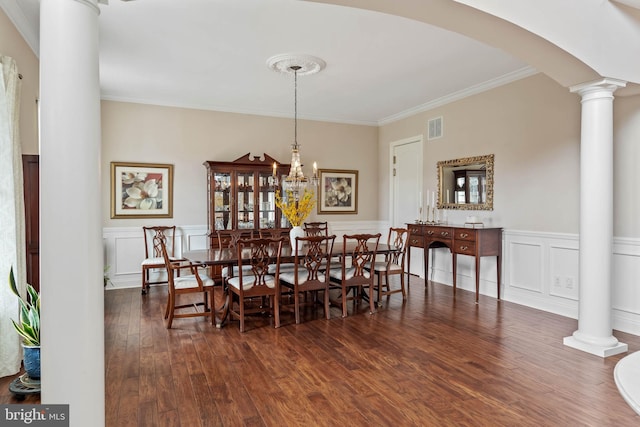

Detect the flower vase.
[{"left": 289, "top": 226, "right": 304, "bottom": 250}]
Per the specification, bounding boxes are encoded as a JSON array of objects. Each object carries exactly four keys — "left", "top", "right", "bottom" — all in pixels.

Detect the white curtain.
[{"left": 0, "top": 55, "right": 26, "bottom": 378}]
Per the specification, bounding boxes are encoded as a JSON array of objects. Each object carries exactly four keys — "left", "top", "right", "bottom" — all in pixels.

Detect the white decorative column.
[
  {"left": 39, "top": 0, "right": 104, "bottom": 425},
  {"left": 564, "top": 78, "right": 627, "bottom": 357}
]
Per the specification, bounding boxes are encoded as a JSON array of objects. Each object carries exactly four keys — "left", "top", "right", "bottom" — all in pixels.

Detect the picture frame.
[
  {"left": 317, "top": 169, "right": 358, "bottom": 214},
  {"left": 110, "top": 161, "right": 174, "bottom": 219}
]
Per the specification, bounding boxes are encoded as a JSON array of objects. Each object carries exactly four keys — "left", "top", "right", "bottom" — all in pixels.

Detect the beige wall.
[
  {"left": 379, "top": 73, "right": 583, "bottom": 233},
  {"left": 0, "top": 9, "right": 39, "bottom": 155},
  {"left": 614, "top": 94, "right": 640, "bottom": 237},
  {"left": 101, "top": 101, "right": 378, "bottom": 228}
]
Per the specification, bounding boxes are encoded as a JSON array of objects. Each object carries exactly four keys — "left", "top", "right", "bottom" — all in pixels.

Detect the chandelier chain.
[{"left": 292, "top": 65, "right": 300, "bottom": 147}]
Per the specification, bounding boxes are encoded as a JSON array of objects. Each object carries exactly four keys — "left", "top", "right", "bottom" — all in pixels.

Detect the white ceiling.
[{"left": 3, "top": 0, "right": 535, "bottom": 126}]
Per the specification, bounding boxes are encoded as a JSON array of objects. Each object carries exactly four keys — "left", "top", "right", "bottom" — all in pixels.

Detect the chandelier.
[{"left": 267, "top": 54, "right": 325, "bottom": 200}]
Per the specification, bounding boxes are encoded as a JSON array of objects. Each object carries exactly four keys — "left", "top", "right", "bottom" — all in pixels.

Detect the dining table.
[{"left": 183, "top": 241, "right": 397, "bottom": 327}]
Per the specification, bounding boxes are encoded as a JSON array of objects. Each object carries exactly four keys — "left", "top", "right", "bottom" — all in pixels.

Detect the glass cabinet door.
[
  {"left": 213, "top": 172, "right": 231, "bottom": 230},
  {"left": 236, "top": 171, "right": 254, "bottom": 230},
  {"left": 258, "top": 172, "right": 276, "bottom": 229}
]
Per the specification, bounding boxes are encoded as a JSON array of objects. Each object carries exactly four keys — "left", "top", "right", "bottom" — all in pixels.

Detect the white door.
[{"left": 391, "top": 137, "right": 423, "bottom": 277}]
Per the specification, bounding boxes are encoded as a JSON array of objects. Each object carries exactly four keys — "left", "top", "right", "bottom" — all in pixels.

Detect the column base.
[{"left": 563, "top": 335, "right": 628, "bottom": 357}]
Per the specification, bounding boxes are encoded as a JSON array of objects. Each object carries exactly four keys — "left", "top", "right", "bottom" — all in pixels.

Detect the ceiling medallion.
[{"left": 266, "top": 54, "right": 326, "bottom": 76}]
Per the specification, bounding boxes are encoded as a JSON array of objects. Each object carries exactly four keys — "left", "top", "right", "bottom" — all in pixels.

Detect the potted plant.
[{"left": 9, "top": 266, "right": 40, "bottom": 379}]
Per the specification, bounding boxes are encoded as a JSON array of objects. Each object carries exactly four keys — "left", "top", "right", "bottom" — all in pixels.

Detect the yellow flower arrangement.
[{"left": 275, "top": 188, "right": 316, "bottom": 227}]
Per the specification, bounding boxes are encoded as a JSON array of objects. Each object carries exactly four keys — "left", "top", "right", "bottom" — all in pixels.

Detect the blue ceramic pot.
[{"left": 23, "top": 345, "right": 41, "bottom": 379}]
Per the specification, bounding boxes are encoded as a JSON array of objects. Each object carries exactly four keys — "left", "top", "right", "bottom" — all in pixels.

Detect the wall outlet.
[
  {"left": 553, "top": 276, "right": 561, "bottom": 287},
  {"left": 565, "top": 277, "right": 574, "bottom": 289}
]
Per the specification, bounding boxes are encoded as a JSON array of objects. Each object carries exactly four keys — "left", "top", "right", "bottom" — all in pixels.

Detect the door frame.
[{"left": 389, "top": 135, "right": 423, "bottom": 227}]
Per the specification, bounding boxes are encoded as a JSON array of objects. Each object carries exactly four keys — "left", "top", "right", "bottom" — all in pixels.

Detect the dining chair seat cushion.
[
  {"left": 268, "top": 262, "right": 297, "bottom": 274},
  {"left": 228, "top": 274, "right": 276, "bottom": 290},
  {"left": 367, "top": 261, "right": 403, "bottom": 273},
  {"left": 173, "top": 274, "right": 215, "bottom": 290},
  {"left": 221, "top": 265, "right": 254, "bottom": 278},
  {"left": 280, "top": 271, "right": 327, "bottom": 285},
  {"left": 142, "top": 256, "right": 180, "bottom": 266},
  {"left": 328, "top": 267, "right": 371, "bottom": 281}
]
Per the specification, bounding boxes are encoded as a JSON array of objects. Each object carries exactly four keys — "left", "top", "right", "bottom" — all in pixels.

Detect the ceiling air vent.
[{"left": 427, "top": 116, "right": 443, "bottom": 141}]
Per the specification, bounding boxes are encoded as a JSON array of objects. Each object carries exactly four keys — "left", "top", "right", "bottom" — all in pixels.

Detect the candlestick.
[
  {"left": 447, "top": 189, "right": 450, "bottom": 204},
  {"left": 272, "top": 162, "right": 277, "bottom": 176}
]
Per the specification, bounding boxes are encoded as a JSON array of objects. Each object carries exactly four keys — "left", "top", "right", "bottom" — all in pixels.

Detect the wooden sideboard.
[{"left": 407, "top": 223, "right": 502, "bottom": 303}]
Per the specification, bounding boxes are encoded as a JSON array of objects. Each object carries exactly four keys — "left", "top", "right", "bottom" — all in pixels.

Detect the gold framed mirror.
[{"left": 437, "top": 154, "right": 494, "bottom": 210}]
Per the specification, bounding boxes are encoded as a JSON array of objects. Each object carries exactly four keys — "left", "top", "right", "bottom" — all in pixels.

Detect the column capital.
[
  {"left": 570, "top": 77, "right": 627, "bottom": 98},
  {"left": 73, "top": 0, "right": 101, "bottom": 15}
]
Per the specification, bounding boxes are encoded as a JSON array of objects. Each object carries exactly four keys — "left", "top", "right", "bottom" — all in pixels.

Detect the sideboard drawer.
[
  {"left": 424, "top": 226, "right": 453, "bottom": 240},
  {"left": 409, "top": 235, "right": 423, "bottom": 247},
  {"left": 408, "top": 225, "right": 423, "bottom": 236},
  {"left": 455, "top": 229, "right": 476, "bottom": 242},
  {"left": 455, "top": 241, "right": 476, "bottom": 256}
]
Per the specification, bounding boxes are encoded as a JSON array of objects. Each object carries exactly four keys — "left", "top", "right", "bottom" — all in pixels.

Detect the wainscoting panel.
[
  {"left": 612, "top": 237, "right": 640, "bottom": 334},
  {"left": 549, "top": 244, "right": 579, "bottom": 300},
  {"left": 508, "top": 241, "right": 543, "bottom": 293},
  {"left": 114, "top": 235, "right": 144, "bottom": 276},
  {"left": 102, "top": 224, "right": 640, "bottom": 336},
  {"left": 502, "top": 230, "right": 579, "bottom": 319}
]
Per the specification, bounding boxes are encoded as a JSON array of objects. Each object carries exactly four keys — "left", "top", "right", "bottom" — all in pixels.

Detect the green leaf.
[{"left": 9, "top": 267, "right": 20, "bottom": 298}]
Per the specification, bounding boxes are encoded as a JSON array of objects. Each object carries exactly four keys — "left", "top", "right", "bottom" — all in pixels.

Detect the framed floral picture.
[
  {"left": 317, "top": 169, "right": 358, "bottom": 214},
  {"left": 110, "top": 161, "right": 174, "bottom": 219}
]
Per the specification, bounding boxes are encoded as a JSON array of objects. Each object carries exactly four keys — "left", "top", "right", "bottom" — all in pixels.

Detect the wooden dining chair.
[
  {"left": 368, "top": 227, "right": 410, "bottom": 305},
  {"left": 280, "top": 234, "right": 336, "bottom": 324},
  {"left": 260, "top": 229, "right": 297, "bottom": 274},
  {"left": 328, "top": 233, "right": 381, "bottom": 317},
  {"left": 227, "top": 237, "right": 285, "bottom": 332},
  {"left": 303, "top": 221, "right": 329, "bottom": 237},
  {"left": 141, "top": 226, "right": 183, "bottom": 294},
  {"left": 160, "top": 240, "right": 216, "bottom": 329},
  {"left": 217, "top": 229, "right": 255, "bottom": 282}
]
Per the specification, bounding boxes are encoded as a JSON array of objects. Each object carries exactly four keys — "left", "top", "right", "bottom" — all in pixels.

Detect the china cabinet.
[{"left": 204, "top": 153, "right": 290, "bottom": 248}]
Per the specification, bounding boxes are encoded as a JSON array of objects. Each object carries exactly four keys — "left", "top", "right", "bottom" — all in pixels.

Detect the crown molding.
[
  {"left": 99, "top": 94, "right": 379, "bottom": 127},
  {"left": 0, "top": 0, "right": 40, "bottom": 56},
  {"left": 377, "top": 66, "right": 539, "bottom": 126}
]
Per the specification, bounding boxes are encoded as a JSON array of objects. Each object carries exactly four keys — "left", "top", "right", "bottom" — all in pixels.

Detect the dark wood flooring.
[{"left": 2, "top": 277, "right": 639, "bottom": 426}]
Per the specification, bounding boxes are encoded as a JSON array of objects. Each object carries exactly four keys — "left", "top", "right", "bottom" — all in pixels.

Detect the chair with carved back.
[
  {"left": 303, "top": 221, "right": 329, "bottom": 237},
  {"left": 227, "top": 237, "right": 285, "bottom": 332},
  {"left": 280, "top": 234, "right": 336, "bottom": 324},
  {"left": 260, "top": 229, "right": 297, "bottom": 275},
  {"left": 141, "top": 226, "right": 183, "bottom": 294},
  {"left": 367, "top": 227, "right": 409, "bottom": 305},
  {"left": 159, "top": 240, "right": 216, "bottom": 328},
  {"left": 328, "top": 233, "right": 381, "bottom": 317},
  {"left": 304, "top": 221, "right": 341, "bottom": 265},
  {"left": 217, "top": 229, "right": 255, "bottom": 282}
]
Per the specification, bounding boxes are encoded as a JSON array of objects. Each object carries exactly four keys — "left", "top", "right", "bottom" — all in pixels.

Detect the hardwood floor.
[{"left": 2, "top": 278, "right": 639, "bottom": 426}]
